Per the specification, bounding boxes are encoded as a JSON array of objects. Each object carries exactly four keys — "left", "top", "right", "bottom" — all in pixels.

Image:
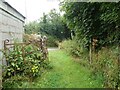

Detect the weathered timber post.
[
  {"left": 89, "top": 38, "right": 92, "bottom": 65},
  {"left": 3, "top": 39, "right": 10, "bottom": 66},
  {"left": 41, "top": 35, "right": 48, "bottom": 60},
  {"left": 89, "top": 37, "right": 98, "bottom": 65},
  {"left": 92, "top": 38, "right": 98, "bottom": 61}
]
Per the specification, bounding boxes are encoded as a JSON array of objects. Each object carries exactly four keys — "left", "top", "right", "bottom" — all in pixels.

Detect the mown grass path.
[{"left": 34, "top": 50, "right": 102, "bottom": 88}]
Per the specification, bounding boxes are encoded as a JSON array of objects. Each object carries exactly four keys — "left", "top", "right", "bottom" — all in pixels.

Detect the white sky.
[{"left": 5, "top": 0, "right": 60, "bottom": 23}]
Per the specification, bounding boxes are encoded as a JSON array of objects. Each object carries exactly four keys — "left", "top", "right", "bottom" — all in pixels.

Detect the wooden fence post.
[{"left": 89, "top": 38, "right": 92, "bottom": 65}]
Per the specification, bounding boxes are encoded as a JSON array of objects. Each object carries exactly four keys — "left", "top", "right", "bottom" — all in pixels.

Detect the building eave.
[{"left": 3, "top": 1, "right": 26, "bottom": 19}]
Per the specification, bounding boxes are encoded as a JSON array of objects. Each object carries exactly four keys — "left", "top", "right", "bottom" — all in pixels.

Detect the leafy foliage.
[
  {"left": 24, "top": 21, "right": 40, "bottom": 34},
  {"left": 2, "top": 43, "right": 49, "bottom": 83},
  {"left": 90, "top": 47, "right": 119, "bottom": 88},
  {"left": 25, "top": 9, "right": 71, "bottom": 44},
  {"left": 60, "top": 2, "right": 120, "bottom": 88},
  {"left": 60, "top": 2, "right": 120, "bottom": 49},
  {"left": 60, "top": 39, "right": 87, "bottom": 57}
]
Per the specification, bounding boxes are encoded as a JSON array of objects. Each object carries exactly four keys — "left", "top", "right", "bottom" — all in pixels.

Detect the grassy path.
[{"left": 34, "top": 50, "right": 102, "bottom": 88}]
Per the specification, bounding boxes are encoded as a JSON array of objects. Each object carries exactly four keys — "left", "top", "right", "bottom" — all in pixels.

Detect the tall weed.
[
  {"left": 91, "top": 47, "right": 119, "bottom": 88},
  {"left": 61, "top": 39, "right": 119, "bottom": 88}
]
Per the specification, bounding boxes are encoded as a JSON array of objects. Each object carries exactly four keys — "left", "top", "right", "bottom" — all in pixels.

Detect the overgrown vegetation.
[
  {"left": 2, "top": 1, "right": 120, "bottom": 89},
  {"left": 90, "top": 47, "right": 119, "bottom": 88},
  {"left": 2, "top": 41, "right": 50, "bottom": 88},
  {"left": 60, "top": 2, "right": 120, "bottom": 48},
  {"left": 60, "top": 38, "right": 88, "bottom": 57},
  {"left": 60, "top": 1, "right": 120, "bottom": 88},
  {"left": 2, "top": 50, "right": 102, "bottom": 88},
  {"left": 60, "top": 39, "right": 119, "bottom": 88}
]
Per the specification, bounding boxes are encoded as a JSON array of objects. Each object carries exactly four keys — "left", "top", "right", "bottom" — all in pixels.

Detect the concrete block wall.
[
  {"left": 0, "top": 8, "right": 2, "bottom": 89},
  {"left": 0, "top": 0, "right": 25, "bottom": 50},
  {"left": 0, "top": 29, "right": 2, "bottom": 89},
  {"left": 0, "top": 0, "right": 25, "bottom": 87}
]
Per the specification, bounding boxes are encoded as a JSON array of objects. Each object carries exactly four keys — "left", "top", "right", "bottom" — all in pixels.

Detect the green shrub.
[
  {"left": 2, "top": 43, "right": 49, "bottom": 83},
  {"left": 60, "top": 39, "right": 86, "bottom": 57},
  {"left": 2, "top": 75, "right": 29, "bottom": 88},
  {"left": 90, "top": 47, "right": 119, "bottom": 88},
  {"left": 47, "top": 35, "right": 59, "bottom": 47},
  {"left": 60, "top": 39, "right": 120, "bottom": 88}
]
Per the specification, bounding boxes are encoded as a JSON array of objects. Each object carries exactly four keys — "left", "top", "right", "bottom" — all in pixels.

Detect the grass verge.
[{"left": 3, "top": 50, "right": 103, "bottom": 88}]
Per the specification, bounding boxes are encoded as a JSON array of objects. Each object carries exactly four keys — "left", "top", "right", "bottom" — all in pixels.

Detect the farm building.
[
  {"left": 0, "top": 0, "right": 25, "bottom": 87},
  {"left": 0, "top": 0, "right": 25, "bottom": 47}
]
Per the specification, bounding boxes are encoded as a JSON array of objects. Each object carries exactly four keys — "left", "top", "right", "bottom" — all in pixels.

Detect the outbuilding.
[{"left": 0, "top": 0, "right": 25, "bottom": 87}]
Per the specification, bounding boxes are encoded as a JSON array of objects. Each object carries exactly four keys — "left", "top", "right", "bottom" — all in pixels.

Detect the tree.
[
  {"left": 38, "top": 9, "right": 71, "bottom": 40},
  {"left": 24, "top": 9, "right": 71, "bottom": 47},
  {"left": 24, "top": 21, "right": 40, "bottom": 34},
  {"left": 60, "top": 1, "right": 120, "bottom": 49}
]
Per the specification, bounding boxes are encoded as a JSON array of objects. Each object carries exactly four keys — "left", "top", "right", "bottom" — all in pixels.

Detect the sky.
[{"left": 5, "top": 0, "right": 60, "bottom": 23}]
